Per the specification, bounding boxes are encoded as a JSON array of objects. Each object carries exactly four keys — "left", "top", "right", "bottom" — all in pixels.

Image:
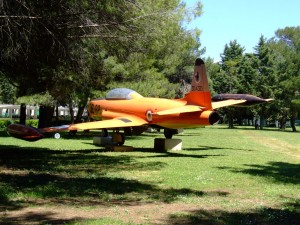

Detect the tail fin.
[{"left": 184, "top": 58, "right": 212, "bottom": 109}]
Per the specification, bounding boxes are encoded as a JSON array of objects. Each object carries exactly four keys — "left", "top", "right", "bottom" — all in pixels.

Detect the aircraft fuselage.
[{"left": 88, "top": 97, "right": 219, "bottom": 129}]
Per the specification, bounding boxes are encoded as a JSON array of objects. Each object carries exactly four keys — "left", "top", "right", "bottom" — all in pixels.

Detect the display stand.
[{"left": 154, "top": 138, "right": 182, "bottom": 152}]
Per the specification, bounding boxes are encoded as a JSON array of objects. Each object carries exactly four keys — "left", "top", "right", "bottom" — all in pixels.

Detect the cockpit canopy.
[{"left": 105, "top": 88, "right": 143, "bottom": 100}]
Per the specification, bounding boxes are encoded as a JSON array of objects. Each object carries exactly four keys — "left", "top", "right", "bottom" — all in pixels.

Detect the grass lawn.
[{"left": 0, "top": 125, "right": 299, "bottom": 225}]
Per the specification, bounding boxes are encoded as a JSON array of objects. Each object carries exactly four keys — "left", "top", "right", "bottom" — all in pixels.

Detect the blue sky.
[{"left": 184, "top": 0, "right": 300, "bottom": 61}]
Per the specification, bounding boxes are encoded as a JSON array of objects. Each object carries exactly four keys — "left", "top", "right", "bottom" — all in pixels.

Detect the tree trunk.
[
  {"left": 38, "top": 105, "right": 54, "bottom": 128},
  {"left": 259, "top": 115, "right": 265, "bottom": 130},
  {"left": 228, "top": 114, "right": 234, "bottom": 129},
  {"left": 226, "top": 108, "right": 234, "bottom": 129},
  {"left": 54, "top": 105, "right": 59, "bottom": 125},
  {"left": 279, "top": 110, "right": 288, "bottom": 130},
  {"left": 290, "top": 110, "right": 297, "bottom": 132},
  {"left": 20, "top": 103, "right": 26, "bottom": 125},
  {"left": 75, "top": 98, "right": 88, "bottom": 123},
  {"left": 75, "top": 105, "right": 86, "bottom": 123},
  {"left": 255, "top": 119, "right": 259, "bottom": 130},
  {"left": 69, "top": 101, "right": 74, "bottom": 124}
]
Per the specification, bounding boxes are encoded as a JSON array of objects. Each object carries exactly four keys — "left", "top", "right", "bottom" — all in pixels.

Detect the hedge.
[{"left": 0, "top": 119, "right": 39, "bottom": 129}]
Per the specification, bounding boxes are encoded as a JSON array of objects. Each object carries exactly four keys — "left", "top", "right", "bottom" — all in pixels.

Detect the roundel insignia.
[
  {"left": 146, "top": 110, "right": 153, "bottom": 122},
  {"left": 194, "top": 71, "right": 200, "bottom": 83}
]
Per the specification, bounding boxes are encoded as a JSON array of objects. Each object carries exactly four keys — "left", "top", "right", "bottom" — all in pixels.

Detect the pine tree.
[
  {"left": 253, "top": 35, "right": 276, "bottom": 129},
  {"left": 219, "top": 40, "right": 245, "bottom": 128},
  {"left": 270, "top": 27, "right": 300, "bottom": 131}
]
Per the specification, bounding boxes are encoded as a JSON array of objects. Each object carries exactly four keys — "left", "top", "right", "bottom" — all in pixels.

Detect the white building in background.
[
  {"left": 0, "top": 104, "right": 84, "bottom": 119},
  {"left": 0, "top": 104, "right": 38, "bottom": 119}
]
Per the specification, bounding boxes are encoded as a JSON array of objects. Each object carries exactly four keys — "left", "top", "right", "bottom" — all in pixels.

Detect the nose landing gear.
[{"left": 163, "top": 128, "right": 178, "bottom": 139}]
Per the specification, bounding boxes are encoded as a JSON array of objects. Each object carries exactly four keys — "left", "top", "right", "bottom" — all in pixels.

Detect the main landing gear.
[
  {"left": 112, "top": 131, "right": 125, "bottom": 146},
  {"left": 103, "top": 128, "right": 125, "bottom": 146}
]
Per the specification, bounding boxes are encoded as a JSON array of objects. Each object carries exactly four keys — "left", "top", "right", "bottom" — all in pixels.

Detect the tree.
[
  {"left": 237, "top": 53, "right": 260, "bottom": 125},
  {"left": 238, "top": 53, "right": 259, "bottom": 94},
  {"left": 0, "top": 0, "right": 142, "bottom": 126},
  {"left": 253, "top": 35, "right": 276, "bottom": 129},
  {"left": 218, "top": 40, "right": 245, "bottom": 128},
  {"left": 204, "top": 57, "right": 220, "bottom": 95},
  {"left": 270, "top": 26, "right": 300, "bottom": 131},
  {"left": 90, "top": 0, "right": 203, "bottom": 99},
  {"left": 0, "top": 72, "right": 16, "bottom": 104},
  {"left": 114, "top": 0, "right": 203, "bottom": 88},
  {"left": 1, "top": 0, "right": 203, "bottom": 126}
]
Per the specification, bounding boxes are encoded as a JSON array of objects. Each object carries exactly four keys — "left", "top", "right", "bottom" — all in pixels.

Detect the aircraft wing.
[
  {"left": 69, "top": 115, "right": 148, "bottom": 130},
  {"left": 8, "top": 115, "right": 148, "bottom": 141},
  {"left": 154, "top": 105, "right": 204, "bottom": 116},
  {"left": 212, "top": 99, "right": 247, "bottom": 109},
  {"left": 41, "top": 115, "right": 148, "bottom": 132}
]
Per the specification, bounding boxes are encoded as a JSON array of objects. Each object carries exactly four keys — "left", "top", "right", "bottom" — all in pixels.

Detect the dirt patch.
[
  {"left": 1, "top": 201, "right": 206, "bottom": 224},
  {"left": 240, "top": 131, "right": 300, "bottom": 158}
]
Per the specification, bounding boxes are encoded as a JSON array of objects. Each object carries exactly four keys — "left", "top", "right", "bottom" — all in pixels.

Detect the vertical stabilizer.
[{"left": 185, "top": 58, "right": 212, "bottom": 109}]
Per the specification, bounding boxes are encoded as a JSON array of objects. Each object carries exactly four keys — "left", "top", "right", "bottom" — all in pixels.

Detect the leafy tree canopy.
[{"left": 0, "top": 0, "right": 203, "bottom": 106}]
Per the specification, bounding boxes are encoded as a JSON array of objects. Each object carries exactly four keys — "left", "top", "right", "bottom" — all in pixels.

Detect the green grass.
[{"left": 0, "top": 126, "right": 299, "bottom": 225}]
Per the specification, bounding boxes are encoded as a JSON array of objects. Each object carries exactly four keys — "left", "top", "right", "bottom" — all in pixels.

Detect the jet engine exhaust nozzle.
[{"left": 209, "top": 111, "right": 220, "bottom": 125}]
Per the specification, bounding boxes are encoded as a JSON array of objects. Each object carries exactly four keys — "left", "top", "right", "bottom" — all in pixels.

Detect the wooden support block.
[
  {"left": 93, "top": 136, "right": 113, "bottom": 146},
  {"left": 105, "top": 145, "right": 133, "bottom": 152},
  {"left": 154, "top": 138, "right": 182, "bottom": 152}
]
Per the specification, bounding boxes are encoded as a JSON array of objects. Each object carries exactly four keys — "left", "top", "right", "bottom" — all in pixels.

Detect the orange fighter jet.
[{"left": 7, "top": 58, "right": 272, "bottom": 142}]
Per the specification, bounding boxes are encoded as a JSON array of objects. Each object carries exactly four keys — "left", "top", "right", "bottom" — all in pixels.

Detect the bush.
[
  {"left": 26, "top": 120, "right": 39, "bottom": 128},
  {"left": 0, "top": 119, "right": 38, "bottom": 128},
  {"left": 0, "top": 119, "right": 13, "bottom": 129}
]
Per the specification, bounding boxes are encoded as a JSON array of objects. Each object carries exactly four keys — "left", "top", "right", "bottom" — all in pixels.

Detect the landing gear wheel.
[
  {"left": 118, "top": 133, "right": 125, "bottom": 146},
  {"left": 113, "top": 132, "right": 125, "bottom": 146},
  {"left": 54, "top": 133, "right": 61, "bottom": 139},
  {"left": 164, "top": 129, "right": 174, "bottom": 139}
]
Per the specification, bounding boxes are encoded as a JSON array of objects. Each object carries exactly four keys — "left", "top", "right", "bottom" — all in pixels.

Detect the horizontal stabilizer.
[
  {"left": 7, "top": 124, "right": 44, "bottom": 141},
  {"left": 212, "top": 99, "right": 246, "bottom": 109},
  {"left": 212, "top": 94, "right": 273, "bottom": 108},
  {"left": 155, "top": 105, "right": 204, "bottom": 116}
]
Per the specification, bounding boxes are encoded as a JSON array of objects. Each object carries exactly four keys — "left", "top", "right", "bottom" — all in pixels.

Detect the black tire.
[
  {"left": 164, "top": 129, "right": 173, "bottom": 139},
  {"left": 119, "top": 133, "right": 125, "bottom": 146},
  {"left": 113, "top": 133, "right": 125, "bottom": 146}
]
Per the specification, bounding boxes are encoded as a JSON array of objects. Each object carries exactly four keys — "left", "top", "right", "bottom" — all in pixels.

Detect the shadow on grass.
[
  {"left": 163, "top": 203, "right": 300, "bottom": 225},
  {"left": 1, "top": 145, "right": 298, "bottom": 224},
  {"left": 0, "top": 146, "right": 138, "bottom": 172},
  {"left": 61, "top": 131, "right": 161, "bottom": 140},
  {"left": 0, "top": 211, "right": 81, "bottom": 225},
  {"left": 217, "top": 161, "right": 300, "bottom": 184},
  {"left": 133, "top": 147, "right": 226, "bottom": 159},
  {"left": 0, "top": 145, "right": 228, "bottom": 208},
  {"left": 215, "top": 125, "right": 300, "bottom": 133},
  {"left": 0, "top": 129, "right": 10, "bottom": 137},
  {"left": 185, "top": 145, "right": 255, "bottom": 152},
  {"left": 2, "top": 199, "right": 298, "bottom": 225}
]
